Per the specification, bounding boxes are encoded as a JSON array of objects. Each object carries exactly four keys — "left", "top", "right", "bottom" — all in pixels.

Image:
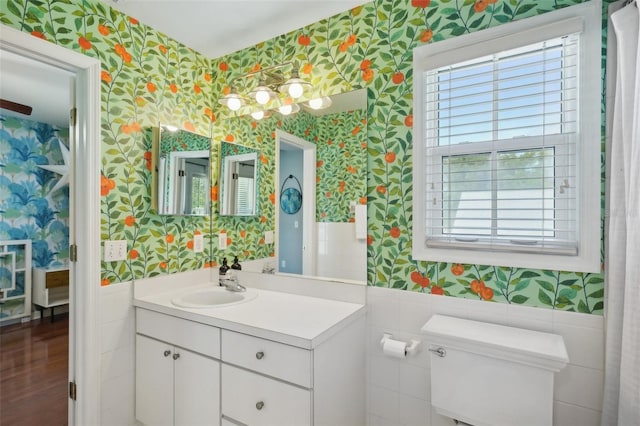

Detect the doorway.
[
  {"left": 0, "top": 26, "right": 101, "bottom": 424},
  {"left": 275, "top": 130, "right": 316, "bottom": 276}
]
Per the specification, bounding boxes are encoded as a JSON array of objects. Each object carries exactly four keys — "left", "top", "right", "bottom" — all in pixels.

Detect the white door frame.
[
  {"left": 275, "top": 129, "right": 316, "bottom": 276},
  {"left": 0, "top": 25, "right": 102, "bottom": 424}
]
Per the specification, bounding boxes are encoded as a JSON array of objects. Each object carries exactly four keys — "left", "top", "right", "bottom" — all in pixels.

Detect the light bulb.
[
  {"left": 251, "top": 110, "right": 265, "bottom": 120},
  {"left": 255, "top": 89, "right": 271, "bottom": 105},
  {"left": 308, "top": 98, "right": 324, "bottom": 109},
  {"left": 279, "top": 105, "right": 293, "bottom": 115},
  {"left": 227, "top": 97, "right": 242, "bottom": 111},
  {"left": 164, "top": 125, "right": 178, "bottom": 132},
  {"left": 288, "top": 83, "right": 304, "bottom": 99}
]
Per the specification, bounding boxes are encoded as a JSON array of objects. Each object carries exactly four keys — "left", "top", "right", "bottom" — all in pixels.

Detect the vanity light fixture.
[{"left": 219, "top": 61, "right": 312, "bottom": 112}]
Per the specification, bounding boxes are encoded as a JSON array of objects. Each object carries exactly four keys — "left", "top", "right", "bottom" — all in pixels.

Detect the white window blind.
[{"left": 423, "top": 34, "right": 579, "bottom": 254}]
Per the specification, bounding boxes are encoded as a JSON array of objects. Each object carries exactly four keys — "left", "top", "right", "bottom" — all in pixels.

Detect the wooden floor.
[{"left": 0, "top": 314, "right": 69, "bottom": 426}]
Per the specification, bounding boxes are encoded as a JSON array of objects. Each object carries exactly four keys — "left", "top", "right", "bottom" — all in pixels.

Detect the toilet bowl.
[{"left": 422, "top": 315, "right": 569, "bottom": 426}]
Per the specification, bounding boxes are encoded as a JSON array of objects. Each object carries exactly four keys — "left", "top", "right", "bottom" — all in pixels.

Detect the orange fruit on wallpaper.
[
  {"left": 451, "top": 263, "right": 464, "bottom": 276},
  {"left": 385, "top": 151, "right": 396, "bottom": 163},
  {"left": 474, "top": 0, "right": 489, "bottom": 13},
  {"left": 31, "top": 31, "right": 46, "bottom": 40},
  {"left": 184, "top": 122, "right": 195, "bottom": 132},
  {"left": 186, "top": 241, "right": 194, "bottom": 250},
  {"left": 480, "top": 286, "right": 494, "bottom": 300},
  {"left": 411, "top": 0, "right": 431, "bottom": 7},
  {"left": 411, "top": 271, "right": 422, "bottom": 284},
  {"left": 159, "top": 261, "right": 167, "bottom": 269},
  {"left": 367, "top": 235, "right": 373, "bottom": 245},
  {"left": 240, "top": 230, "right": 246, "bottom": 238},
  {"left": 222, "top": 86, "right": 231, "bottom": 95},
  {"left": 225, "top": 134, "right": 234, "bottom": 142},
  {"left": 389, "top": 226, "right": 401, "bottom": 238},
  {"left": 98, "top": 25, "right": 110, "bottom": 36},
  {"left": 360, "top": 59, "right": 371, "bottom": 70},
  {"left": 78, "top": 36, "right": 91, "bottom": 50},
  {"left": 359, "top": 196, "right": 367, "bottom": 204},
  {"left": 269, "top": 193, "right": 275, "bottom": 204},
  {"left": 204, "top": 72, "right": 212, "bottom": 81},
  {"left": 158, "top": 44, "right": 168, "bottom": 54},
  {"left": 298, "top": 34, "right": 311, "bottom": 46},
  {"left": 260, "top": 216, "right": 267, "bottom": 223},
  {"left": 101, "top": 278, "right": 110, "bottom": 286},
  {"left": 129, "top": 249, "right": 139, "bottom": 260},
  {"left": 376, "top": 185, "right": 386, "bottom": 194},
  {"left": 251, "top": 63, "right": 261, "bottom": 73},
  {"left": 302, "top": 63, "right": 313, "bottom": 74},
  {"left": 101, "top": 70, "right": 112, "bottom": 83},
  {"left": 219, "top": 62, "right": 228, "bottom": 71},
  {"left": 346, "top": 34, "right": 357, "bottom": 46},
  {"left": 431, "top": 286, "right": 444, "bottom": 295},
  {"left": 392, "top": 72, "right": 404, "bottom": 84},
  {"left": 339, "top": 42, "right": 348, "bottom": 52},
  {"left": 124, "top": 215, "right": 135, "bottom": 226},
  {"left": 404, "top": 114, "right": 413, "bottom": 127},
  {"left": 129, "top": 17, "right": 138, "bottom": 24},
  {"left": 362, "top": 68, "right": 374, "bottom": 82},
  {"left": 169, "top": 83, "right": 178, "bottom": 93},
  {"left": 351, "top": 126, "right": 361, "bottom": 136},
  {"left": 146, "top": 82, "right": 156, "bottom": 93},
  {"left": 211, "top": 185, "right": 218, "bottom": 201},
  {"left": 166, "top": 234, "right": 174, "bottom": 243},
  {"left": 193, "top": 84, "right": 201, "bottom": 94},
  {"left": 420, "top": 29, "right": 434, "bottom": 43}
]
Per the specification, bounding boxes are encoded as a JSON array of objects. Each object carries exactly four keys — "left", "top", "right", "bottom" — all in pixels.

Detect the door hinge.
[
  {"left": 69, "top": 107, "right": 77, "bottom": 127},
  {"left": 70, "top": 244, "right": 78, "bottom": 262},
  {"left": 69, "top": 381, "right": 77, "bottom": 401}
]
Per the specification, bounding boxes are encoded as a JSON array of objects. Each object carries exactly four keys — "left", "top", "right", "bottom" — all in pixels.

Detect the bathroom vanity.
[{"left": 133, "top": 281, "right": 366, "bottom": 426}]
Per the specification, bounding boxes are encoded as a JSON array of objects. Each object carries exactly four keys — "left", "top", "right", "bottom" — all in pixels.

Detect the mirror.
[
  {"left": 219, "top": 142, "right": 260, "bottom": 216},
  {"left": 275, "top": 89, "right": 368, "bottom": 283},
  {"left": 152, "top": 126, "right": 211, "bottom": 216}
]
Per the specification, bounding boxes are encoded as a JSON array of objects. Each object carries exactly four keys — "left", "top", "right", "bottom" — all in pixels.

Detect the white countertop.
[{"left": 134, "top": 282, "right": 366, "bottom": 349}]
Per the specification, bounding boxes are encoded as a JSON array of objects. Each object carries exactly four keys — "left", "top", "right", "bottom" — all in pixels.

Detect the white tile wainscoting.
[{"left": 366, "top": 286, "right": 604, "bottom": 426}]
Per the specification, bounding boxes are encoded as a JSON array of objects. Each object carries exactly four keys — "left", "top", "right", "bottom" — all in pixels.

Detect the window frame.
[{"left": 412, "top": 0, "right": 601, "bottom": 272}]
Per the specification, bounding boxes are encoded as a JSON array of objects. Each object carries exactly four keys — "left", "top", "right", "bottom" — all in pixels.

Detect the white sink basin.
[{"left": 171, "top": 287, "right": 257, "bottom": 308}]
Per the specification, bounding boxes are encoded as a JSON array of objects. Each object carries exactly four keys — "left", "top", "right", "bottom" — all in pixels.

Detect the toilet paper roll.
[{"left": 382, "top": 338, "right": 407, "bottom": 358}]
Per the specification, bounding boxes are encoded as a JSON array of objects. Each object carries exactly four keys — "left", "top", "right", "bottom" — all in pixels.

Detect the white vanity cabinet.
[
  {"left": 220, "top": 320, "right": 365, "bottom": 426},
  {"left": 135, "top": 309, "right": 221, "bottom": 426}
]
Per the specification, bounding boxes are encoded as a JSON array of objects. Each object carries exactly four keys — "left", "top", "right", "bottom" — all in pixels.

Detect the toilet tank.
[{"left": 422, "top": 315, "right": 569, "bottom": 426}]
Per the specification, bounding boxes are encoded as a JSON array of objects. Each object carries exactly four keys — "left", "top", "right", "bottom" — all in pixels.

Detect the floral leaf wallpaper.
[
  {"left": 0, "top": 115, "right": 70, "bottom": 317},
  {"left": 1, "top": 0, "right": 607, "bottom": 313}
]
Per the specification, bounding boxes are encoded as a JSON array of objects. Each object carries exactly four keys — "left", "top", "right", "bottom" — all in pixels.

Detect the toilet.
[{"left": 422, "top": 315, "right": 569, "bottom": 426}]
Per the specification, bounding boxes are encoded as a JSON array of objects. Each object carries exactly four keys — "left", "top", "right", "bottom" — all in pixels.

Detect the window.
[{"left": 412, "top": 1, "right": 601, "bottom": 272}]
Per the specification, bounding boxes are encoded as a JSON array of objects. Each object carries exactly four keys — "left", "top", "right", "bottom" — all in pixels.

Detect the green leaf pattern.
[{"left": 1, "top": 0, "right": 608, "bottom": 313}]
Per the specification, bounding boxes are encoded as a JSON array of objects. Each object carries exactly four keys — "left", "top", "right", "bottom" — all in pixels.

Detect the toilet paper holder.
[{"left": 380, "top": 333, "right": 422, "bottom": 357}]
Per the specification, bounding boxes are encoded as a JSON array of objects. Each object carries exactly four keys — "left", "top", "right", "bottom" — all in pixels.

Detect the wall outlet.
[
  {"left": 193, "top": 234, "right": 204, "bottom": 253},
  {"left": 265, "top": 230, "right": 274, "bottom": 244},
  {"left": 104, "top": 240, "right": 127, "bottom": 261},
  {"left": 218, "top": 232, "right": 227, "bottom": 250}
]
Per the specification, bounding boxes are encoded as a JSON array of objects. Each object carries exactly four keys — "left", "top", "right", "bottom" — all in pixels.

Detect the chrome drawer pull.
[
  {"left": 163, "top": 350, "right": 171, "bottom": 357},
  {"left": 428, "top": 347, "right": 446, "bottom": 357},
  {"left": 172, "top": 353, "right": 180, "bottom": 360},
  {"left": 256, "top": 401, "right": 264, "bottom": 410},
  {"left": 256, "top": 351, "right": 264, "bottom": 360}
]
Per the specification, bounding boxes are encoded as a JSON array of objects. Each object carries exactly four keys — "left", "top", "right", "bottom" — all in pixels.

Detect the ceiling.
[
  {"left": 0, "top": 0, "right": 363, "bottom": 128},
  {"left": 106, "top": 0, "right": 365, "bottom": 58}
]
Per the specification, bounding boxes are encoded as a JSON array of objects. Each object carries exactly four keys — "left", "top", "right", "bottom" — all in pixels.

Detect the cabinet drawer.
[
  {"left": 222, "top": 364, "right": 311, "bottom": 426},
  {"left": 221, "top": 329, "right": 311, "bottom": 387},
  {"left": 45, "top": 270, "right": 69, "bottom": 289},
  {"left": 136, "top": 309, "right": 220, "bottom": 359}
]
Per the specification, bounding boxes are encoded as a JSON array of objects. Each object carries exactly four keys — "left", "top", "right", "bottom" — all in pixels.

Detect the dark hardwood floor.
[{"left": 0, "top": 314, "right": 69, "bottom": 426}]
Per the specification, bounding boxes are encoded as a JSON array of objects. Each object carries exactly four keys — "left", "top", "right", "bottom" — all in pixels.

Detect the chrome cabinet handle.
[
  {"left": 428, "top": 347, "right": 446, "bottom": 357},
  {"left": 163, "top": 350, "right": 171, "bottom": 357},
  {"left": 256, "top": 401, "right": 264, "bottom": 410},
  {"left": 256, "top": 351, "right": 264, "bottom": 360},
  {"left": 172, "top": 353, "right": 180, "bottom": 360}
]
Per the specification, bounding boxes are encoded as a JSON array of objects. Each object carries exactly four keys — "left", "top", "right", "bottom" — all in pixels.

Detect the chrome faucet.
[{"left": 219, "top": 272, "right": 246, "bottom": 293}]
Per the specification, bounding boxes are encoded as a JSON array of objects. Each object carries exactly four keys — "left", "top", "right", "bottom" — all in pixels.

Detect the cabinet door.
[
  {"left": 174, "top": 348, "right": 221, "bottom": 426},
  {"left": 136, "top": 335, "right": 174, "bottom": 426}
]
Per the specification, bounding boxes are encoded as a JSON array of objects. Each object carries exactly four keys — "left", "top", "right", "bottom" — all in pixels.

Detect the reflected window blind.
[{"left": 423, "top": 34, "right": 579, "bottom": 254}]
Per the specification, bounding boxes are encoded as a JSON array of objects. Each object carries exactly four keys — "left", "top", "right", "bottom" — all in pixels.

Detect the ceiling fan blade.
[{"left": 0, "top": 98, "right": 33, "bottom": 116}]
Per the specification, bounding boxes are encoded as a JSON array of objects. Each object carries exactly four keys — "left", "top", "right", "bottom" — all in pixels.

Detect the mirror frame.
[{"left": 151, "top": 126, "right": 211, "bottom": 216}]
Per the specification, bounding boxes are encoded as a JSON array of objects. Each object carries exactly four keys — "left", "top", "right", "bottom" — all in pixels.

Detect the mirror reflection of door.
[
  {"left": 221, "top": 151, "right": 258, "bottom": 216},
  {"left": 182, "top": 157, "right": 209, "bottom": 215}
]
